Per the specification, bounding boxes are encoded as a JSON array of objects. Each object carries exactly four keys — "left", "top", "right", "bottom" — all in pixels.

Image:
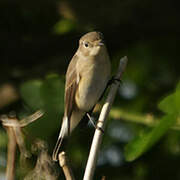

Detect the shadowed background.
[{"left": 0, "top": 0, "right": 180, "bottom": 179}]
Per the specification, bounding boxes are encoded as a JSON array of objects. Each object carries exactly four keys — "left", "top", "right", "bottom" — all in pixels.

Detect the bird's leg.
[
  {"left": 86, "top": 75, "right": 122, "bottom": 132},
  {"left": 107, "top": 75, "right": 122, "bottom": 86},
  {"left": 86, "top": 113, "right": 104, "bottom": 133},
  {"left": 99, "top": 76, "right": 122, "bottom": 101},
  {"left": 86, "top": 113, "right": 96, "bottom": 129}
]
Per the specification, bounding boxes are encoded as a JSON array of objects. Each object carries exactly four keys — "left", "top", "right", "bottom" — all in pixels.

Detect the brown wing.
[
  {"left": 64, "top": 54, "right": 79, "bottom": 121},
  {"left": 52, "top": 55, "right": 79, "bottom": 161}
]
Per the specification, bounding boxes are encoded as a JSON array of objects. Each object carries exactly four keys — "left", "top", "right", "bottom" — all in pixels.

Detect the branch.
[
  {"left": 110, "top": 108, "right": 180, "bottom": 130},
  {"left": 59, "top": 151, "right": 75, "bottom": 180},
  {"left": 2, "top": 110, "right": 44, "bottom": 128},
  {"left": 5, "top": 116, "right": 17, "bottom": 180},
  {"left": 83, "top": 56, "right": 128, "bottom": 180},
  {"left": 1, "top": 110, "right": 44, "bottom": 180}
]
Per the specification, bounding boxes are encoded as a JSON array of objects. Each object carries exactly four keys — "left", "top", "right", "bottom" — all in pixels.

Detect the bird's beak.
[
  {"left": 98, "top": 40, "right": 105, "bottom": 46},
  {"left": 99, "top": 42, "right": 104, "bottom": 46}
]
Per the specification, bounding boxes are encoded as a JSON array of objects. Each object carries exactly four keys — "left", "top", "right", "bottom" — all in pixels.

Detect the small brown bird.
[{"left": 52, "top": 31, "right": 111, "bottom": 161}]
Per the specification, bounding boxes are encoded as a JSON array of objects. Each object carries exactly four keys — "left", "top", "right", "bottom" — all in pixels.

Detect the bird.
[{"left": 52, "top": 31, "right": 111, "bottom": 161}]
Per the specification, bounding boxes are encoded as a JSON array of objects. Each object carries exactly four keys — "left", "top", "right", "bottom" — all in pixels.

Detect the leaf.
[
  {"left": 176, "top": 81, "right": 180, "bottom": 91},
  {"left": 41, "top": 74, "right": 64, "bottom": 113},
  {"left": 158, "top": 81, "right": 180, "bottom": 115},
  {"left": 125, "top": 82, "right": 180, "bottom": 161},
  {"left": 53, "top": 19, "right": 77, "bottom": 34},
  {"left": 125, "top": 114, "right": 177, "bottom": 161},
  {"left": 158, "top": 94, "right": 175, "bottom": 114},
  {"left": 174, "top": 82, "right": 180, "bottom": 115},
  {"left": 20, "top": 80, "right": 43, "bottom": 110},
  {"left": 20, "top": 74, "right": 65, "bottom": 139}
]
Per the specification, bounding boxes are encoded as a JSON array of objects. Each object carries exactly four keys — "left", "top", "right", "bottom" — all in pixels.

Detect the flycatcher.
[{"left": 52, "top": 31, "right": 111, "bottom": 161}]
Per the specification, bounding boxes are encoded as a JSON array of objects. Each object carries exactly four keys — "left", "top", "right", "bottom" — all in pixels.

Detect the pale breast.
[{"left": 75, "top": 57, "right": 110, "bottom": 111}]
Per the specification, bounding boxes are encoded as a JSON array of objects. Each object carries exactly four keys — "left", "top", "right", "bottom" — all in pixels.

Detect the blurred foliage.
[
  {"left": 0, "top": 0, "right": 180, "bottom": 179},
  {"left": 159, "top": 82, "right": 180, "bottom": 115},
  {"left": 20, "top": 74, "right": 64, "bottom": 139},
  {"left": 125, "top": 82, "right": 180, "bottom": 161},
  {"left": 53, "top": 18, "right": 77, "bottom": 34},
  {"left": 0, "top": 131, "right": 8, "bottom": 148}
]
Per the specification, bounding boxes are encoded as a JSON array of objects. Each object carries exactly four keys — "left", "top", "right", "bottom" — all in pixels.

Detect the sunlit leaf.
[
  {"left": 158, "top": 81, "right": 180, "bottom": 115},
  {"left": 174, "top": 82, "right": 180, "bottom": 114},
  {"left": 158, "top": 94, "right": 175, "bottom": 114},
  {"left": 176, "top": 81, "right": 180, "bottom": 91}
]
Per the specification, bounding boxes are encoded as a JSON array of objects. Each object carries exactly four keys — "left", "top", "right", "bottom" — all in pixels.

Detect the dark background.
[{"left": 0, "top": 0, "right": 180, "bottom": 179}]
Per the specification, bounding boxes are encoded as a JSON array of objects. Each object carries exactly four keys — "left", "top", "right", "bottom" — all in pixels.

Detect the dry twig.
[
  {"left": 1, "top": 110, "right": 44, "bottom": 180},
  {"left": 59, "top": 151, "right": 75, "bottom": 180},
  {"left": 4, "top": 115, "right": 17, "bottom": 180}
]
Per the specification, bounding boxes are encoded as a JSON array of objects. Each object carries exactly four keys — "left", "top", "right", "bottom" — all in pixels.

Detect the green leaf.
[
  {"left": 41, "top": 74, "right": 64, "bottom": 113},
  {"left": 20, "top": 80, "right": 43, "bottom": 110},
  {"left": 176, "top": 81, "right": 180, "bottom": 91},
  {"left": 20, "top": 74, "right": 65, "bottom": 139},
  {"left": 53, "top": 19, "right": 77, "bottom": 34},
  {"left": 125, "top": 81, "right": 180, "bottom": 161},
  {"left": 158, "top": 81, "right": 180, "bottom": 115},
  {"left": 174, "top": 83, "right": 180, "bottom": 114},
  {"left": 125, "top": 114, "right": 177, "bottom": 161},
  {"left": 158, "top": 94, "right": 175, "bottom": 114}
]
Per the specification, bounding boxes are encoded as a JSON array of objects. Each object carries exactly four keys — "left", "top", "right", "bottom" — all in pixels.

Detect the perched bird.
[{"left": 52, "top": 31, "right": 111, "bottom": 161}]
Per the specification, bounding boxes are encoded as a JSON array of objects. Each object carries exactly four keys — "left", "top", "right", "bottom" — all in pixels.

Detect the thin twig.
[
  {"left": 5, "top": 116, "right": 17, "bottom": 180},
  {"left": 59, "top": 151, "right": 75, "bottom": 180},
  {"left": 1, "top": 111, "right": 44, "bottom": 158},
  {"left": 110, "top": 108, "right": 180, "bottom": 130},
  {"left": 2, "top": 110, "right": 44, "bottom": 127},
  {"left": 83, "top": 56, "right": 128, "bottom": 180},
  {"left": 1, "top": 110, "right": 44, "bottom": 180}
]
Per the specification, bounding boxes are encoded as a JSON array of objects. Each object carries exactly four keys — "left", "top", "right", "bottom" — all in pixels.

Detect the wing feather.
[{"left": 64, "top": 55, "right": 79, "bottom": 134}]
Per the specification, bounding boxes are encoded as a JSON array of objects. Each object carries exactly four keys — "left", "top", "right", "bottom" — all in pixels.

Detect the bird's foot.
[
  {"left": 86, "top": 113, "right": 104, "bottom": 133},
  {"left": 96, "top": 126, "right": 104, "bottom": 133},
  {"left": 86, "top": 113, "right": 96, "bottom": 129},
  {"left": 108, "top": 76, "right": 122, "bottom": 86}
]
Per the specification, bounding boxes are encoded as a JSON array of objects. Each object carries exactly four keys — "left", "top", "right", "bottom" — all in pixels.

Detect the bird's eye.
[{"left": 84, "top": 42, "right": 89, "bottom": 48}]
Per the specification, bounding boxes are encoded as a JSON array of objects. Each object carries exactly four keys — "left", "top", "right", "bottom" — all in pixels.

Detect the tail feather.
[
  {"left": 52, "top": 137, "right": 64, "bottom": 161},
  {"left": 52, "top": 117, "right": 68, "bottom": 161}
]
